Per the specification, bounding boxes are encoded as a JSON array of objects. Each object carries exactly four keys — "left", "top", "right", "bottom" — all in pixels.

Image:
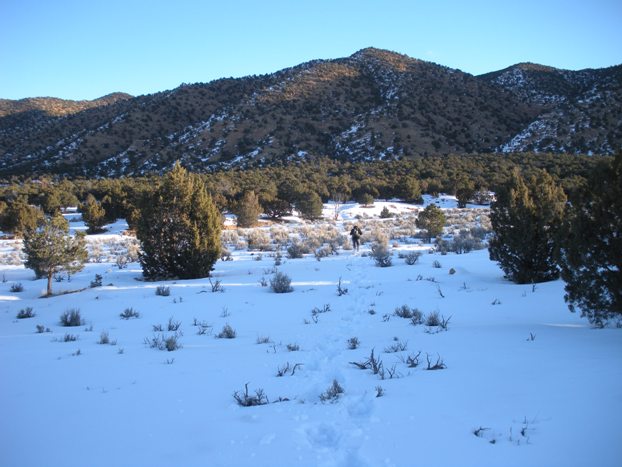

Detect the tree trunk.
[{"left": 47, "top": 271, "right": 53, "bottom": 296}]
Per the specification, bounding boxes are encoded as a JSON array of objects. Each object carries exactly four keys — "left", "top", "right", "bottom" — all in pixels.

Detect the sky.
[{"left": 1, "top": 0, "right": 621, "bottom": 101}]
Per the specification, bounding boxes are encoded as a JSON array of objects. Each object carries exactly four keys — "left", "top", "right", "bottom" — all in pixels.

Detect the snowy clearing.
[{"left": 0, "top": 200, "right": 620, "bottom": 467}]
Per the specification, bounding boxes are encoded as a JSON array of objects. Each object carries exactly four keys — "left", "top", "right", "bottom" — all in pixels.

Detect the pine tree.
[
  {"left": 23, "top": 215, "right": 87, "bottom": 296},
  {"left": 135, "top": 162, "right": 222, "bottom": 280},
  {"left": 416, "top": 204, "right": 446, "bottom": 242},
  {"left": 81, "top": 194, "right": 107, "bottom": 234},
  {"left": 233, "top": 191, "right": 262, "bottom": 228},
  {"left": 489, "top": 168, "right": 566, "bottom": 284},
  {"left": 559, "top": 154, "right": 622, "bottom": 325}
]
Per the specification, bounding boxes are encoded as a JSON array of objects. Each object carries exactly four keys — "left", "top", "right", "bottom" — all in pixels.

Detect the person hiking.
[{"left": 350, "top": 225, "right": 362, "bottom": 251}]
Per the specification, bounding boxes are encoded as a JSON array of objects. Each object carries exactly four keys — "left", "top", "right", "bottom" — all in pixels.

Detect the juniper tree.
[
  {"left": 81, "top": 194, "right": 107, "bottom": 234},
  {"left": 23, "top": 215, "right": 88, "bottom": 296},
  {"left": 264, "top": 198, "right": 292, "bottom": 220},
  {"left": 489, "top": 168, "right": 566, "bottom": 284},
  {"left": 0, "top": 196, "right": 44, "bottom": 237},
  {"left": 296, "top": 190, "right": 323, "bottom": 220},
  {"left": 233, "top": 191, "right": 262, "bottom": 228},
  {"left": 416, "top": 204, "right": 446, "bottom": 242},
  {"left": 396, "top": 176, "right": 423, "bottom": 204},
  {"left": 559, "top": 154, "right": 622, "bottom": 325},
  {"left": 135, "top": 162, "right": 222, "bottom": 280},
  {"left": 455, "top": 176, "right": 475, "bottom": 209}
]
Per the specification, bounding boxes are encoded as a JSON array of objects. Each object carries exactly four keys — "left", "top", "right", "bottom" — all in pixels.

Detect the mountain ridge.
[{"left": 1, "top": 48, "right": 620, "bottom": 177}]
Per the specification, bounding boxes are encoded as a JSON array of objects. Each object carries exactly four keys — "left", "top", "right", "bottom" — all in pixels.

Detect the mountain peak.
[
  {"left": 511, "top": 62, "right": 560, "bottom": 73},
  {"left": 350, "top": 47, "right": 420, "bottom": 67}
]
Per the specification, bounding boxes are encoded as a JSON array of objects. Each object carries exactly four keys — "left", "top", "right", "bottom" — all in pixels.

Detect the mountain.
[
  {"left": 479, "top": 62, "right": 622, "bottom": 154},
  {"left": 0, "top": 48, "right": 620, "bottom": 177}
]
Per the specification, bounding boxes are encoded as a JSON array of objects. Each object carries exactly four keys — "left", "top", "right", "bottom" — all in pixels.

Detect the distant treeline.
[{"left": 0, "top": 153, "right": 607, "bottom": 225}]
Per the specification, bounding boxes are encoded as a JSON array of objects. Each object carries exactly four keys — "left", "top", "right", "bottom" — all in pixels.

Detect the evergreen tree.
[
  {"left": 233, "top": 191, "right": 262, "bottom": 228},
  {"left": 396, "top": 176, "right": 423, "bottom": 204},
  {"left": 559, "top": 154, "right": 622, "bottom": 325},
  {"left": 135, "top": 162, "right": 221, "bottom": 280},
  {"left": 416, "top": 204, "right": 446, "bottom": 242},
  {"left": 296, "top": 190, "right": 323, "bottom": 220},
  {"left": 455, "top": 177, "right": 475, "bottom": 208},
  {"left": 489, "top": 168, "right": 566, "bottom": 284},
  {"left": 40, "top": 188, "right": 63, "bottom": 215},
  {"left": 264, "top": 198, "right": 292, "bottom": 220},
  {"left": 0, "top": 196, "right": 44, "bottom": 237},
  {"left": 357, "top": 192, "right": 375, "bottom": 206},
  {"left": 353, "top": 186, "right": 379, "bottom": 205},
  {"left": 380, "top": 206, "right": 392, "bottom": 218},
  {"left": 23, "top": 215, "right": 87, "bottom": 296},
  {"left": 81, "top": 194, "right": 107, "bottom": 234}
]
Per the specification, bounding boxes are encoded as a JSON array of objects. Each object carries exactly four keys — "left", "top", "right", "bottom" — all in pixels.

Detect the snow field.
[{"left": 0, "top": 200, "right": 620, "bottom": 467}]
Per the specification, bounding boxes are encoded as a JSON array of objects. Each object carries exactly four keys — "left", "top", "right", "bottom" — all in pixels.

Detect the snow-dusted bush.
[
  {"left": 60, "top": 308, "right": 83, "bottom": 327},
  {"left": 370, "top": 242, "right": 392, "bottom": 267},
  {"left": 366, "top": 225, "right": 390, "bottom": 246},
  {"left": 163, "top": 335, "right": 181, "bottom": 351},
  {"left": 424, "top": 312, "right": 451, "bottom": 331},
  {"left": 384, "top": 339, "right": 408, "bottom": 353},
  {"left": 233, "top": 384, "right": 268, "bottom": 407},
  {"left": 245, "top": 229, "right": 272, "bottom": 251},
  {"left": 125, "top": 240, "right": 141, "bottom": 262},
  {"left": 90, "top": 274, "right": 102, "bottom": 288},
  {"left": 270, "top": 271, "right": 293, "bottom": 293},
  {"left": 437, "top": 231, "right": 484, "bottom": 254},
  {"left": 89, "top": 242, "right": 106, "bottom": 263},
  {"left": 347, "top": 337, "right": 360, "bottom": 349},
  {"left": 35, "top": 324, "right": 50, "bottom": 333},
  {"left": 220, "top": 248, "right": 233, "bottom": 261},
  {"left": 401, "top": 351, "right": 422, "bottom": 368},
  {"left": 120, "top": 307, "right": 140, "bottom": 320},
  {"left": 425, "top": 311, "right": 441, "bottom": 327},
  {"left": 167, "top": 317, "right": 181, "bottom": 331},
  {"left": 144, "top": 332, "right": 182, "bottom": 351},
  {"left": 336, "top": 277, "right": 348, "bottom": 296},
  {"left": 221, "top": 229, "right": 239, "bottom": 247},
  {"left": 115, "top": 255, "right": 128, "bottom": 269},
  {"left": 155, "top": 286, "right": 170, "bottom": 296},
  {"left": 269, "top": 226, "right": 290, "bottom": 248},
  {"left": 10, "top": 282, "right": 23, "bottom": 292},
  {"left": 425, "top": 353, "right": 446, "bottom": 370},
  {"left": 16, "top": 307, "right": 35, "bottom": 319},
  {"left": 98, "top": 331, "right": 110, "bottom": 345},
  {"left": 314, "top": 245, "right": 332, "bottom": 261},
  {"left": 286, "top": 241, "right": 308, "bottom": 259},
  {"left": 319, "top": 379, "right": 344, "bottom": 403},
  {"left": 393, "top": 305, "right": 423, "bottom": 322},
  {"left": 399, "top": 251, "right": 421, "bottom": 265},
  {"left": 216, "top": 324, "right": 236, "bottom": 339}
]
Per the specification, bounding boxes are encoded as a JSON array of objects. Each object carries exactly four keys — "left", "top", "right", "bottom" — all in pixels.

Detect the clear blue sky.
[{"left": 1, "top": 0, "right": 621, "bottom": 100}]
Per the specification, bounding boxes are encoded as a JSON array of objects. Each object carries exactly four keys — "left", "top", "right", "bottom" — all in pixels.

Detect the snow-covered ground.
[{"left": 0, "top": 201, "right": 620, "bottom": 467}]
